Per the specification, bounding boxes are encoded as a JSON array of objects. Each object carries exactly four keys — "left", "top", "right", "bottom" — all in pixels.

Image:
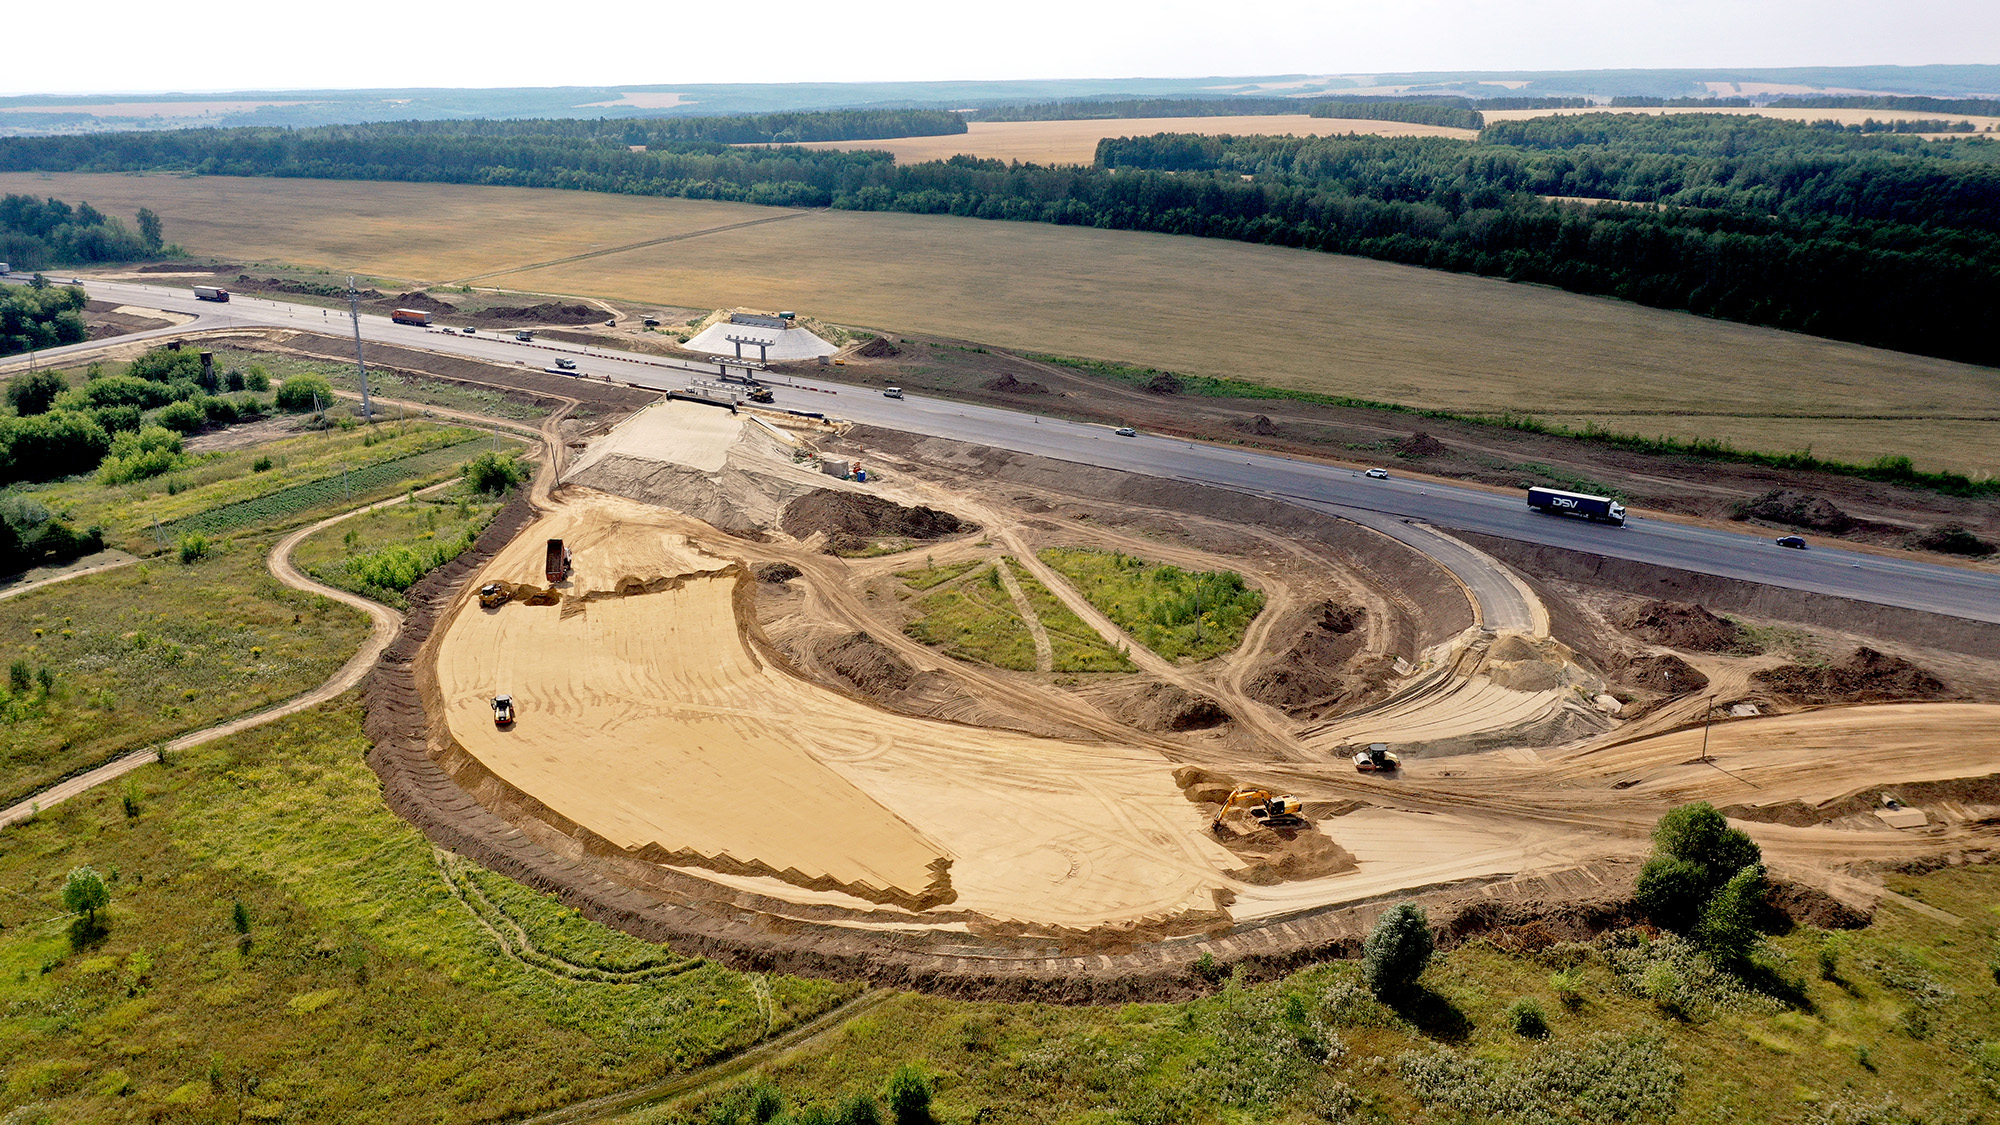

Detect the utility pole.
[
  {"left": 1699, "top": 695, "right": 1716, "bottom": 763},
  {"left": 347, "top": 276, "right": 375, "bottom": 422}
]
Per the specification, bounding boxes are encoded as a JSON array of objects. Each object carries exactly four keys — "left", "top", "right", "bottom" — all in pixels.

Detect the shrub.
[
  {"left": 224, "top": 369, "right": 246, "bottom": 391},
  {"left": 0, "top": 409, "right": 112, "bottom": 484},
  {"left": 244, "top": 366, "right": 271, "bottom": 392},
  {"left": 837, "top": 1094, "right": 884, "bottom": 1125},
  {"left": 252, "top": 455, "right": 273, "bottom": 472},
  {"left": 97, "top": 425, "right": 188, "bottom": 484},
  {"left": 464, "top": 449, "right": 529, "bottom": 494},
  {"left": 8, "top": 659, "right": 29, "bottom": 693},
  {"left": 1636, "top": 802, "right": 1761, "bottom": 936},
  {"left": 882, "top": 1065, "right": 933, "bottom": 1125},
  {"left": 90, "top": 404, "right": 142, "bottom": 432},
  {"left": 177, "top": 533, "right": 209, "bottom": 563},
  {"left": 1506, "top": 997, "right": 1549, "bottom": 1037},
  {"left": 153, "top": 399, "right": 206, "bottom": 434},
  {"left": 79, "top": 374, "right": 173, "bottom": 410},
  {"left": 126, "top": 347, "right": 205, "bottom": 383},
  {"left": 1363, "top": 901, "right": 1433, "bottom": 998},
  {"left": 274, "top": 374, "right": 334, "bottom": 413},
  {"left": 199, "top": 395, "right": 238, "bottom": 425}
]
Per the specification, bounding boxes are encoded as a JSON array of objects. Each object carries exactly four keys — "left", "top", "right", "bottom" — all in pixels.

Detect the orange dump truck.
[{"left": 545, "top": 539, "right": 570, "bottom": 583}]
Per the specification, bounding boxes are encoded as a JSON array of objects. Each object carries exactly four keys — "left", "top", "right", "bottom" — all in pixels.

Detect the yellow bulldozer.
[
  {"left": 1211, "top": 788, "right": 1306, "bottom": 832},
  {"left": 478, "top": 582, "right": 510, "bottom": 609}
]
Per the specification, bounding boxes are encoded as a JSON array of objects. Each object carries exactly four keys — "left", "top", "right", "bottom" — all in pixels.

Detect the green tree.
[
  {"left": 63, "top": 865, "right": 109, "bottom": 924},
  {"left": 464, "top": 450, "right": 528, "bottom": 494},
  {"left": 274, "top": 374, "right": 333, "bottom": 413},
  {"left": 153, "top": 399, "right": 207, "bottom": 434},
  {"left": 1633, "top": 856, "right": 1713, "bottom": 933},
  {"left": 1636, "top": 802, "right": 1762, "bottom": 933},
  {"left": 1695, "top": 863, "right": 1767, "bottom": 964},
  {"left": 6, "top": 369, "right": 67, "bottom": 416},
  {"left": 1362, "top": 901, "right": 1434, "bottom": 998},
  {"left": 135, "top": 207, "right": 163, "bottom": 252},
  {"left": 838, "top": 1094, "right": 884, "bottom": 1125}
]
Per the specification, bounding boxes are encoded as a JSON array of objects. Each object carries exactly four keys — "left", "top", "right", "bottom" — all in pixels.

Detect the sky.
[{"left": 4, "top": 0, "right": 1997, "bottom": 96}]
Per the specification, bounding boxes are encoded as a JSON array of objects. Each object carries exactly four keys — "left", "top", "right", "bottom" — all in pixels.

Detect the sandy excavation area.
[
  {"left": 435, "top": 489, "right": 1257, "bottom": 925},
  {"left": 409, "top": 399, "right": 2000, "bottom": 959}
]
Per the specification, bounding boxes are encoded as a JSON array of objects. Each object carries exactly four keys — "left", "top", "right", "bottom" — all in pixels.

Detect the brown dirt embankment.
[
  {"left": 1243, "top": 600, "right": 1377, "bottom": 719},
  {"left": 1619, "top": 599, "right": 1752, "bottom": 653},
  {"left": 1456, "top": 532, "right": 2000, "bottom": 661},
  {"left": 779, "top": 489, "right": 973, "bottom": 549}
]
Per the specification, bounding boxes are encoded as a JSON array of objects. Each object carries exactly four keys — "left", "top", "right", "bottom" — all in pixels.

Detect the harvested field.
[
  {"left": 779, "top": 115, "right": 1477, "bottom": 164},
  {"left": 1481, "top": 105, "right": 2000, "bottom": 131},
  {"left": 16, "top": 172, "right": 2000, "bottom": 470}
]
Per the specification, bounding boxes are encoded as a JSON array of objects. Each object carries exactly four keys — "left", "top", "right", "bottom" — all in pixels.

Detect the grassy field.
[
  {"left": 782, "top": 115, "right": 1477, "bottom": 164},
  {"left": 7, "top": 172, "right": 1997, "bottom": 472},
  {"left": 899, "top": 563, "right": 1037, "bottom": 671},
  {"left": 290, "top": 483, "right": 509, "bottom": 609},
  {"left": 1003, "top": 558, "right": 1133, "bottom": 673},
  {"left": 10, "top": 419, "right": 492, "bottom": 552},
  {"left": 223, "top": 349, "right": 549, "bottom": 421},
  {"left": 1037, "top": 548, "right": 1263, "bottom": 664},
  {"left": 0, "top": 539, "right": 366, "bottom": 807},
  {"left": 606, "top": 865, "right": 2000, "bottom": 1125},
  {"left": 0, "top": 697, "right": 856, "bottom": 1123}
]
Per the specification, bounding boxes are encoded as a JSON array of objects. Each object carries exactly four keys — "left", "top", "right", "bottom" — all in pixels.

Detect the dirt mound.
[
  {"left": 239, "top": 274, "right": 382, "bottom": 300},
  {"left": 1127, "top": 683, "right": 1229, "bottom": 732},
  {"left": 984, "top": 373, "right": 1049, "bottom": 395},
  {"left": 1244, "top": 601, "right": 1367, "bottom": 717},
  {"left": 1618, "top": 653, "right": 1709, "bottom": 696},
  {"left": 1218, "top": 825, "right": 1358, "bottom": 885},
  {"left": 815, "top": 631, "right": 917, "bottom": 696},
  {"left": 1145, "top": 372, "right": 1182, "bottom": 395},
  {"left": 1397, "top": 431, "right": 1448, "bottom": 457},
  {"left": 1241, "top": 414, "right": 1280, "bottom": 437},
  {"left": 386, "top": 290, "right": 457, "bottom": 312},
  {"left": 1618, "top": 600, "right": 1748, "bottom": 653},
  {"left": 1733, "top": 489, "right": 1854, "bottom": 534},
  {"left": 755, "top": 562, "right": 803, "bottom": 583},
  {"left": 1904, "top": 524, "right": 1995, "bottom": 558},
  {"left": 780, "top": 490, "right": 971, "bottom": 544},
  {"left": 472, "top": 301, "right": 597, "bottom": 325},
  {"left": 855, "top": 335, "right": 901, "bottom": 357},
  {"left": 1753, "top": 647, "right": 1951, "bottom": 704}
]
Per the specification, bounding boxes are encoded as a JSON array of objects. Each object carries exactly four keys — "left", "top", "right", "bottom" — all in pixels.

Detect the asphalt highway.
[{"left": 9, "top": 276, "right": 1999, "bottom": 625}]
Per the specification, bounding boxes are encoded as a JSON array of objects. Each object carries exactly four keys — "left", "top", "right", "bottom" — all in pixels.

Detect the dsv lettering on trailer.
[{"left": 1551, "top": 497, "right": 1579, "bottom": 508}]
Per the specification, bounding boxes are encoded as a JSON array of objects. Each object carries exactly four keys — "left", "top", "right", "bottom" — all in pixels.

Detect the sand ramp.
[{"left": 436, "top": 494, "right": 1238, "bottom": 924}]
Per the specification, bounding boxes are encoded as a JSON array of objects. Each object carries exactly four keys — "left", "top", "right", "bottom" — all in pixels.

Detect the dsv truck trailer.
[
  {"left": 1527, "top": 487, "right": 1626, "bottom": 526},
  {"left": 192, "top": 285, "right": 230, "bottom": 302}
]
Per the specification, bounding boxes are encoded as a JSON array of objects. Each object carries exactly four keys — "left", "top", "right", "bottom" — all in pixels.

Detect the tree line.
[
  {"left": 1, "top": 193, "right": 166, "bottom": 270},
  {"left": 2, "top": 114, "right": 1995, "bottom": 364},
  {"left": 1, "top": 277, "right": 89, "bottom": 357},
  {"left": 1769, "top": 94, "right": 2000, "bottom": 116},
  {"left": 1307, "top": 102, "right": 1484, "bottom": 129},
  {"left": 628, "top": 109, "right": 965, "bottom": 146},
  {"left": 969, "top": 97, "right": 1483, "bottom": 129}
]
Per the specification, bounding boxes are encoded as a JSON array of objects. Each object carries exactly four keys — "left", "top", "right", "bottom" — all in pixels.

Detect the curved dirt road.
[{"left": 0, "top": 487, "right": 440, "bottom": 829}]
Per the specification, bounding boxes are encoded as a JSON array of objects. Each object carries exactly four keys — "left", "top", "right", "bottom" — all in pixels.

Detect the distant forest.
[{"left": 2, "top": 112, "right": 1995, "bottom": 365}]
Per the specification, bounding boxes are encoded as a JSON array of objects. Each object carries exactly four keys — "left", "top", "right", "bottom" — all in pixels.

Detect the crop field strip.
[
  {"left": 158, "top": 435, "right": 486, "bottom": 538},
  {"left": 11, "top": 171, "right": 1999, "bottom": 471},
  {"left": 779, "top": 115, "right": 1479, "bottom": 165}
]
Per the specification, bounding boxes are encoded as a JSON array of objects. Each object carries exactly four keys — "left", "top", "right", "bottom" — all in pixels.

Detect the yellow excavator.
[{"left": 1211, "top": 788, "right": 1306, "bottom": 831}]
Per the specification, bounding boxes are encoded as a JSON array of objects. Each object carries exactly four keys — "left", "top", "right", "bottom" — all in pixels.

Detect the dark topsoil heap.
[
  {"left": 1734, "top": 488, "right": 1855, "bottom": 533},
  {"left": 814, "top": 631, "right": 917, "bottom": 697},
  {"left": 780, "top": 490, "right": 974, "bottom": 549},
  {"left": 984, "top": 373, "right": 1050, "bottom": 394},
  {"left": 1617, "top": 652, "right": 1710, "bottom": 697},
  {"left": 374, "top": 290, "right": 594, "bottom": 324},
  {"left": 855, "top": 335, "right": 901, "bottom": 357},
  {"left": 1754, "top": 647, "right": 1951, "bottom": 704},
  {"left": 1244, "top": 601, "right": 1371, "bottom": 718},
  {"left": 1125, "top": 683, "right": 1230, "bottom": 732},
  {"left": 1618, "top": 600, "right": 1750, "bottom": 653}
]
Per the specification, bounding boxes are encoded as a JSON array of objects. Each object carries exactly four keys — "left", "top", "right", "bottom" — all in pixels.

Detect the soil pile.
[
  {"left": 755, "top": 562, "right": 803, "bottom": 583},
  {"left": 1904, "top": 524, "right": 1995, "bottom": 557},
  {"left": 473, "top": 301, "right": 597, "bottom": 325},
  {"left": 1618, "top": 600, "right": 1748, "bottom": 653},
  {"left": 1145, "top": 372, "right": 1182, "bottom": 395},
  {"left": 780, "top": 490, "right": 972, "bottom": 545},
  {"left": 239, "top": 274, "right": 382, "bottom": 300},
  {"left": 1754, "top": 647, "right": 1951, "bottom": 704},
  {"left": 1734, "top": 489, "right": 1854, "bottom": 534},
  {"left": 1397, "top": 431, "right": 1448, "bottom": 457},
  {"left": 855, "top": 335, "right": 900, "bottom": 357},
  {"left": 386, "top": 290, "right": 456, "bottom": 312},
  {"left": 1169, "top": 767, "right": 1356, "bottom": 883},
  {"left": 1241, "top": 414, "right": 1280, "bottom": 437},
  {"left": 1244, "top": 601, "right": 1367, "bottom": 717},
  {"left": 1618, "top": 653, "right": 1709, "bottom": 696},
  {"left": 815, "top": 631, "right": 917, "bottom": 696},
  {"left": 984, "top": 373, "right": 1049, "bottom": 395},
  {"left": 1127, "top": 683, "right": 1230, "bottom": 732}
]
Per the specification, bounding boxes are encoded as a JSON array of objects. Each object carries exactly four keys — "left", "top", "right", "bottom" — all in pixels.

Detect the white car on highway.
[
  {"left": 1114, "top": 427, "right": 1137, "bottom": 437},
  {"left": 1365, "top": 468, "right": 1390, "bottom": 479}
]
